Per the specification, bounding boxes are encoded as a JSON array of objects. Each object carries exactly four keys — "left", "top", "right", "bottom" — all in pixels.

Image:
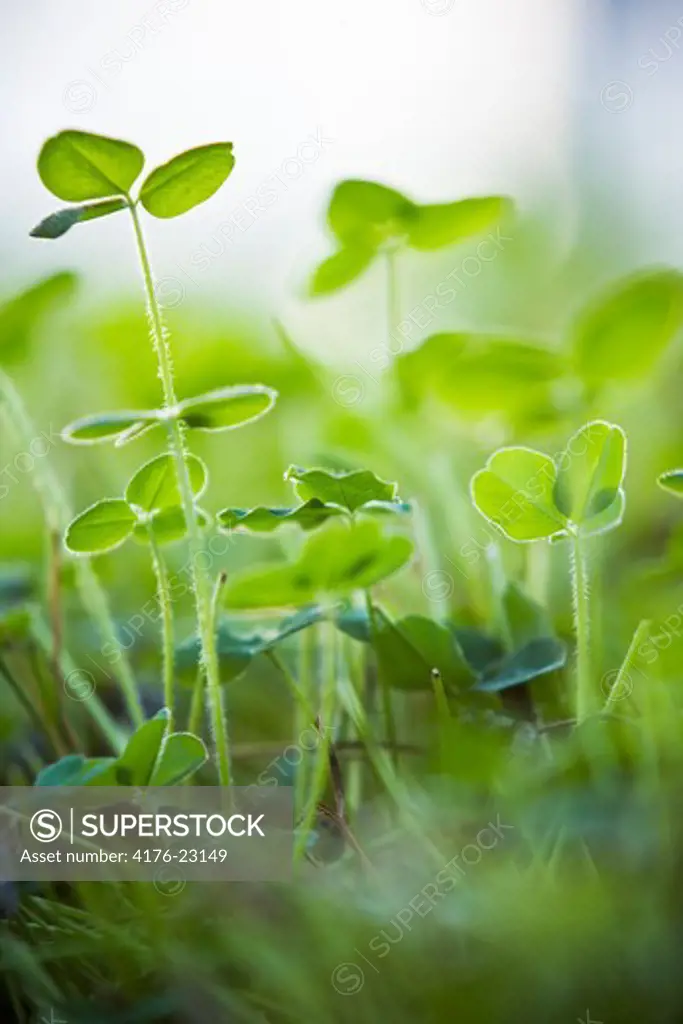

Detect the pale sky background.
[{"left": 1, "top": 0, "right": 680, "bottom": 359}]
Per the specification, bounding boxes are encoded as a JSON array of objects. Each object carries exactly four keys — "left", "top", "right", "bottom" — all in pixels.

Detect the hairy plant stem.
[
  {"left": 365, "top": 589, "right": 398, "bottom": 765},
  {"left": 570, "top": 532, "right": 592, "bottom": 722},
  {"left": 0, "top": 367, "right": 142, "bottom": 731},
  {"left": 293, "top": 616, "right": 337, "bottom": 864},
  {"left": 146, "top": 527, "right": 174, "bottom": 731},
  {"left": 127, "top": 202, "right": 230, "bottom": 784}
]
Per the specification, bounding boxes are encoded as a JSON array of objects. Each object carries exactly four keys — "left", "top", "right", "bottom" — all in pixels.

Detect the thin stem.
[
  {"left": 293, "top": 616, "right": 337, "bottom": 864},
  {"left": 0, "top": 368, "right": 143, "bottom": 728},
  {"left": 604, "top": 618, "right": 650, "bottom": 715},
  {"left": 364, "top": 589, "right": 398, "bottom": 766},
  {"left": 571, "top": 532, "right": 592, "bottom": 722},
  {"left": 146, "top": 526, "right": 174, "bottom": 731},
  {"left": 127, "top": 202, "right": 231, "bottom": 785}
]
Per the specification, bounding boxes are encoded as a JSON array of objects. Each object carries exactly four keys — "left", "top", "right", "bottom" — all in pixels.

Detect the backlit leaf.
[
  {"left": 178, "top": 385, "right": 277, "bottom": 431},
  {"left": 115, "top": 709, "right": 169, "bottom": 786},
  {"left": 471, "top": 447, "right": 565, "bottom": 542},
  {"left": 132, "top": 506, "right": 210, "bottom": 547},
  {"left": 658, "top": 469, "right": 683, "bottom": 498},
  {"left": 407, "top": 196, "right": 512, "bottom": 251},
  {"left": 65, "top": 499, "right": 136, "bottom": 555},
  {"left": 140, "top": 143, "right": 235, "bottom": 218},
  {"left": 474, "top": 637, "right": 566, "bottom": 692},
  {"left": 285, "top": 465, "right": 397, "bottom": 512},
  {"left": 62, "top": 410, "right": 157, "bottom": 445},
  {"left": 553, "top": 421, "right": 626, "bottom": 527},
  {"left": 125, "top": 453, "right": 207, "bottom": 513},
  {"left": 373, "top": 612, "right": 477, "bottom": 692},
  {"left": 37, "top": 130, "right": 144, "bottom": 202},
  {"left": 217, "top": 499, "right": 343, "bottom": 534}
]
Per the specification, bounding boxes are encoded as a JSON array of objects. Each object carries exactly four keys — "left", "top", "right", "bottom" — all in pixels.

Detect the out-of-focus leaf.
[
  {"left": 328, "top": 180, "right": 415, "bottom": 247},
  {"left": 223, "top": 519, "right": 413, "bottom": 609},
  {"left": 474, "top": 637, "right": 566, "bottom": 692},
  {"left": 572, "top": 268, "right": 683, "bottom": 386},
  {"left": 471, "top": 447, "right": 565, "bottom": 542},
  {"left": 37, "top": 130, "right": 144, "bottom": 202},
  {"left": 502, "top": 582, "right": 551, "bottom": 649},
  {"left": 35, "top": 755, "right": 116, "bottom": 787},
  {"left": 658, "top": 469, "right": 683, "bottom": 498},
  {"left": 125, "top": 453, "right": 207, "bottom": 513},
  {"left": 373, "top": 612, "right": 477, "bottom": 692},
  {"left": 0, "top": 272, "right": 78, "bottom": 361},
  {"left": 140, "top": 143, "right": 234, "bottom": 218},
  {"left": 396, "top": 333, "right": 563, "bottom": 416},
  {"left": 406, "top": 196, "right": 512, "bottom": 251},
  {"left": 452, "top": 627, "right": 505, "bottom": 673},
  {"left": 310, "top": 245, "right": 376, "bottom": 295},
  {"left": 65, "top": 500, "right": 136, "bottom": 555}
]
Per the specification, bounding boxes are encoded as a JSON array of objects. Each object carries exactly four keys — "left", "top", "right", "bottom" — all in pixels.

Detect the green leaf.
[
  {"left": 572, "top": 268, "right": 683, "bottom": 386},
  {"left": 30, "top": 199, "right": 127, "bottom": 239},
  {"left": 474, "top": 637, "right": 566, "bottom": 692},
  {"left": 397, "top": 333, "right": 563, "bottom": 416},
  {"left": 65, "top": 499, "right": 136, "bottom": 555},
  {"left": 285, "top": 465, "right": 397, "bottom": 512},
  {"left": 217, "top": 499, "right": 343, "bottom": 534},
  {"left": 310, "top": 245, "right": 376, "bottom": 296},
  {"left": 150, "top": 732, "right": 208, "bottom": 785},
  {"left": 407, "top": 196, "right": 512, "bottom": 251},
  {"left": 0, "top": 271, "right": 78, "bottom": 361},
  {"left": 373, "top": 612, "right": 477, "bottom": 692},
  {"left": 502, "top": 582, "right": 551, "bottom": 649},
  {"left": 37, "top": 130, "right": 144, "bottom": 202},
  {"left": 62, "top": 410, "right": 157, "bottom": 445},
  {"left": 471, "top": 447, "right": 565, "bottom": 542},
  {"left": 178, "top": 385, "right": 277, "bottom": 431},
  {"left": 658, "top": 469, "right": 683, "bottom": 498},
  {"left": 115, "top": 709, "right": 169, "bottom": 786},
  {"left": 576, "top": 489, "right": 625, "bottom": 538},
  {"left": 553, "top": 421, "right": 627, "bottom": 527},
  {"left": 453, "top": 628, "right": 504, "bottom": 674},
  {"left": 176, "top": 606, "right": 324, "bottom": 681},
  {"left": 328, "top": 180, "right": 415, "bottom": 247},
  {"left": 35, "top": 755, "right": 116, "bottom": 786},
  {"left": 223, "top": 518, "right": 413, "bottom": 609},
  {"left": 140, "top": 143, "right": 235, "bottom": 218},
  {"left": 132, "top": 506, "right": 210, "bottom": 547},
  {"left": 125, "top": 453, "right": 207, "bottom": 513}
]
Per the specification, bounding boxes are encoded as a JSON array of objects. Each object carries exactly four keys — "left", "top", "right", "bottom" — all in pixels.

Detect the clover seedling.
[
  {"left": 217, "top": 464, "right": 410, "bottom": 534},
  {"left": 309, "top": 180, "right": 513, "bottom": 374},
  {"left": 32, "top": 129, "right": 280, "bottom": 784},
  {"left": 65, "top": 453, "right": 210, "bottom": 730},
  {"left": 471, "top": 420, "right": 627, "bottom": 721}
]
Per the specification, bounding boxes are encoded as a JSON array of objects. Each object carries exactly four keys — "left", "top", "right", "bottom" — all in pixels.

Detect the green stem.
[
  {"left": 364, "top": 589, "right": 398, "bottom": 765},
  {"left": 293, "top": 616, "right": 337, "bottom": 864},
  {"left": 604, "top": 618, "right": 650, "bottom": 716},
  {"left": 127, "top": 202, "right": 231, "bottom": 785},
  {"left": 0, "top": 368, "right": 143, "bottom": 729},
  {"left": 146, "top": 526, "right": 174, "bottom": 731},
  {"left": 571, "top": 532, "right": 592, "bottom": 722}
]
